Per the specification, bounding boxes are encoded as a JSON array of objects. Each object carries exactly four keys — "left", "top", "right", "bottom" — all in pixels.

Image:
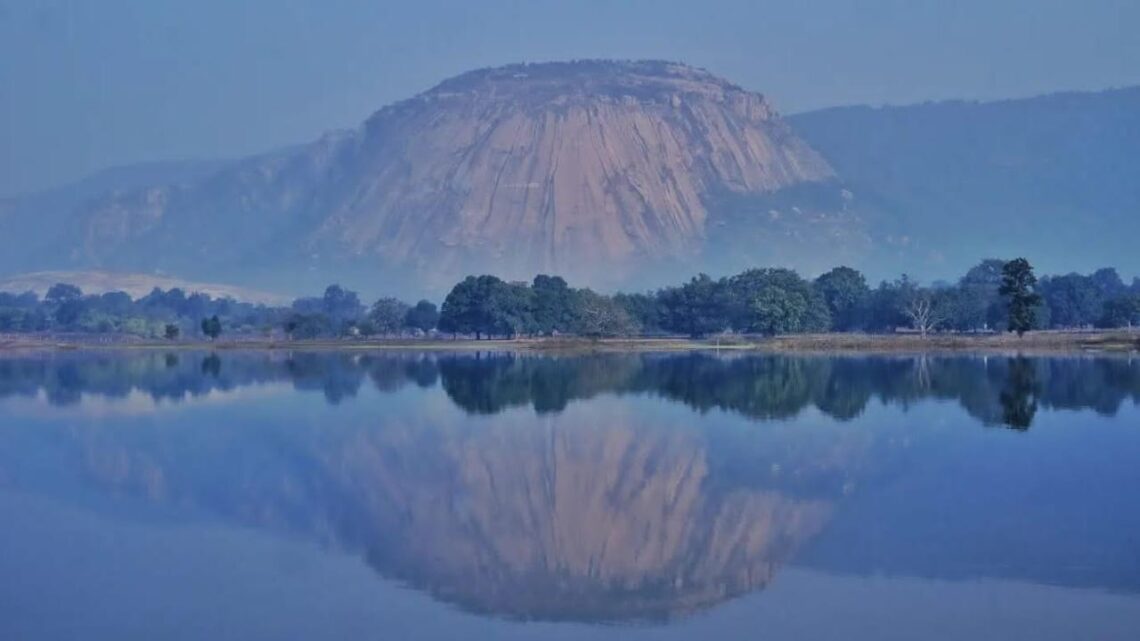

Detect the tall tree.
[
  {"left": 658, "top": 274, "right": 728, "bottom": 338},
  {"left": 999, "top": 258, "right": 1043, "bottom": 336},
  {"left": 814, "top": 266, "right": 869, "bottom": 331},
  {"left": 531, "top": 275, "right": 575, "bottom": 336},
  {"left": 865, "top": 279, "right": 909, "bottom": 332},
  {"left": 321, "top": 285, "right": 365, "bottom": 331},
  {"left": 1039, "top": 273, "right": 1106, "bottom": 328},
  {"left": 45, "top": 283, "right": 82, "bottom": 303},
  {"left": 1098, "top": 295, "right": 1140, "bottom": 329},
  {"left": 953, "top": 259, "right": 1008, "bottom": 331},
  {"left": 900, "top": 288, "right": 946, "bottom": 337},
  {"left": 613, "top": 292, "right": 663, "bottom": 334},
  {"left": 439, "top": 275, "right": 519, "bottom": 339},
  {"left": 201, "top": 315, "right": 223, "bottom": 340},
  {"left": 404, "top": 300, "right": 440, "bottom": 333},
  {"left": 369, "top": 297, "right": 411, "bottom": 335},
  {"left": 725, "top": 268, "right": 830, "bottom": 335}
]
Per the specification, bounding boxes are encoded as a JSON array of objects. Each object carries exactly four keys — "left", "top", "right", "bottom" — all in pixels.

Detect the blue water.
[{"left": 1, "top": 351, "right": 1138, "bottom": 639}]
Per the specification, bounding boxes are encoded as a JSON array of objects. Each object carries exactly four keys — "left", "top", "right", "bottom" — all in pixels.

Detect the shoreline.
[{"left": 2, "top": 331, "right": 1138, "bottom": 355}]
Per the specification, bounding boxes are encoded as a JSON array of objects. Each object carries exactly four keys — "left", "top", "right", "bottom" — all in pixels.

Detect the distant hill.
[
  {"left": 0, "top": 271, "right": 287, "bottom": 305},
  {"left": 788, "top": 86, "right": 1140, "bottom": 279},
  {"left": 2, "top": 61, "right": 1136, "bottom": 297},
  {"left": 0, "top": 60, "right": 870, "bottom": 297}
]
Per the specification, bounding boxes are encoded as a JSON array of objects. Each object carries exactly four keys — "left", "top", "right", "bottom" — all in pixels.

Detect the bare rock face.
[
  {"left": 57, "top": 61, "right": 842, "bottom": 293},
  {"left": 325, "top": 61, "right": 834, "bottom": 280}
]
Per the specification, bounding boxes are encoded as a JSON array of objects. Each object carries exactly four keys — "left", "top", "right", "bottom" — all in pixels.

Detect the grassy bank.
[{"left": 3, "top": 331, "right": 1139, "bottom": 354}]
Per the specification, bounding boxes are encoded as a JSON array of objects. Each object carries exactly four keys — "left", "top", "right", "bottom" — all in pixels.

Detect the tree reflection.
[
  {"left": 0, "top": 351, "right": 1137, "bottom": 429},
  {"left": 2, "top": 351, "right": 1139, "bottom": 621},
  {"left": 200, "top": 353, "right": 222, "bottom": 378},
  {"left": 999, "top": 357, "right": 1040, "bottom": 430}
]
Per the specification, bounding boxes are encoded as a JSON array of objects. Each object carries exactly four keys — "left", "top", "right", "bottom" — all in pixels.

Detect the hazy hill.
[
  {"left": 0, "top": 61, "right": 869, "bottom": 297},
  {"left": 2, "top": 62, "right": 1136, "bottom": 297},
  {"left": 788, "top": 86, "right": 1140, "bottom": 278}
]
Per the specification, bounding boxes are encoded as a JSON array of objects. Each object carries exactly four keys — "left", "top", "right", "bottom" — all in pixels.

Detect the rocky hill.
[
  {"left": 4, "top": 61, "right": 1135, "bottom": 296},
  {"left": 0, "top": 61, "right": 864, "bottom": 296}
]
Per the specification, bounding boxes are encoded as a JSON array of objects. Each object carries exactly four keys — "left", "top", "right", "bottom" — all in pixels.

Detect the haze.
[{"left": 2, "top": 0, "right": 1139, "bottom": 197}]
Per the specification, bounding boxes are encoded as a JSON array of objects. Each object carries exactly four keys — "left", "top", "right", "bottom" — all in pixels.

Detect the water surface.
[{"left": 2, "top": 351, "right": 1139, "bottom": 639}]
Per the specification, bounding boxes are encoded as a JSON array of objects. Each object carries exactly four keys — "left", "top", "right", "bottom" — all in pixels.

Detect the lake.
[{"left": 1, "top": 350, "right": 1139, "bottom": 640}]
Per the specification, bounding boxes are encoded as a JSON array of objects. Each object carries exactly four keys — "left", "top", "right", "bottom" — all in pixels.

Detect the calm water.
[{"left": 2, "top": 351, "right": 1139, "bottom": 640}]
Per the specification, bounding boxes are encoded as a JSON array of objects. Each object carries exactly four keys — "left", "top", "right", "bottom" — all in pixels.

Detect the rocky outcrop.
[{"left": 50, "top": 61, "right": 846, "bottom": 293}]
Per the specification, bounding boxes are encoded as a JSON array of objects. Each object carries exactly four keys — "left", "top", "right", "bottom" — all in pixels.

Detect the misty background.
[{"left": 3, "top": 0, "right": 1139, "bottom": 197}]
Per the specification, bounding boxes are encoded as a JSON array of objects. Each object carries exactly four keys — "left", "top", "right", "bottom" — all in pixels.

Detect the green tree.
[
  {"left": 999, "top": 258, "right": 1043, "bottom": 336},
  {"left": 163, "top": 323, "right": 180, "bottom": 340},
  {"left": 1038, "top": 270, "right": 1122, "bottom": 328},
  {"left": 45, "top": 283, "right": 82, "bottom": 303},
  {"left": 726, "top": 268, "right": 830, "bottom": 335},
  {"left": 284, "top": 313, "right": 332, "bottom": 339},
  {"left": 320, "top": 284, "right": 365, "bottom": 332},
  {"left": 439, "top": 276, "right": 484, "bottom": 338},
  {"left": 439, "top": 275, "right": 529, "bottom": 339},
  {"left": 489, "top": 281, "right": 535, "bottom": 338},
  {"left": 613, "top": 292, "right": 662, "bottom": 334},
  {"left": 53, "top": 297, "right": 87, "bottom": 328},
  {"left": 865, "top": 279, "right": 908, "bottom": 331},
  {"left": 369, "top": 297, "right": 410, "bottom": 335},
  {"left": 952, "top": 259, "right": 1008, "bottom": 331},
  {"left": 1098, "top": 295, "right": 1140, "bottom": 329},
  {"left": 44, "top": 282, "right": 87, "bottom": 328},
  {"left": 658, "top": 274, "right": 728, "bottom": 338},
  {"left": 531, "top": 275, "right": 576, "bottom": 335},
  {"left": 404, "top": 300, "right": 440, "bottom": 333},
  {"left": 200, "top": 315, "right": 223, "bottom": 340},
  {"left": 814, "top": 266, "right": 869, "bottom": 331}
]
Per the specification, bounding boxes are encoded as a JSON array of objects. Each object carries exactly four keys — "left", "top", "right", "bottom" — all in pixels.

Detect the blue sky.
[{"left": 2, "top": 0, "right": 1138, "bottom": 196}]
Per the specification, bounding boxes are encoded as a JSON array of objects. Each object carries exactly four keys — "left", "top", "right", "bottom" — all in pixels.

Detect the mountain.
[
  {"left": 0, "top": 159, "right": 228, "bottom": 272},
  {"left": 788, "top": 86, "right": 1140, "bottom": 279},
  {"left": 0, "top": 61, "right": 868, "bottom": 297},
  {"left": 3, "top": 62, "right": 1137, "bottom": 298}
]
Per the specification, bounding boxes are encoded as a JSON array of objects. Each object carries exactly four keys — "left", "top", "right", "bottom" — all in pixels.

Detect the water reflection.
[
  {"left": 3, "top": 351, "right": 1139, "bottom": 429},
  {"left": 1000, "top": 357, "right": 1040, "bottom": 430},
  {"left": 1, "top": 351, "right": 1139, "bottom": 624}
]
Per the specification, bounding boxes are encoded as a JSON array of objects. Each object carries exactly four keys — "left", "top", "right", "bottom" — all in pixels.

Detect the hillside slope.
[{"left": 789, "top": 86, "right": 1140, "bottom": 278}]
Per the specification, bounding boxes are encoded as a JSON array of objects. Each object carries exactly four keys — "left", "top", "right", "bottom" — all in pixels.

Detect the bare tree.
[
  {"left": 573, "top": 290, "right": 637, "bottom": 338},
  {"left": 902, "top": 290, "right": 945, "bottom": 337}
]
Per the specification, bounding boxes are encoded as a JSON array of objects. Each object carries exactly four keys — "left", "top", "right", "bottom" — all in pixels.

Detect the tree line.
[
  {"left": 1, "top": 258, "right": 1138, "bottom": 339},
  {"left": 433, "top": 259, "right": 1138, "bottom": 338},
  {"left": 0, "top": 283, "right": 283, "bottom": 338}
]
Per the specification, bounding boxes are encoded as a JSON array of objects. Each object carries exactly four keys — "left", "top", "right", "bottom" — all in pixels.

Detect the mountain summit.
[{"left": 2, "top": 61, "right": 855, "bottom": 295}]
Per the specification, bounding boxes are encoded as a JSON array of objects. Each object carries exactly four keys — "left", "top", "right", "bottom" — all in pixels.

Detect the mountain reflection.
[
  {"left": 2, "top": 351, "right": 1139, "bottom": 429},
  {"left": 1, "top": 351, "right": 1138, "bottom": 621},
  {"left": 345, "top": 418, "right": 838, "bottom": 620}
]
